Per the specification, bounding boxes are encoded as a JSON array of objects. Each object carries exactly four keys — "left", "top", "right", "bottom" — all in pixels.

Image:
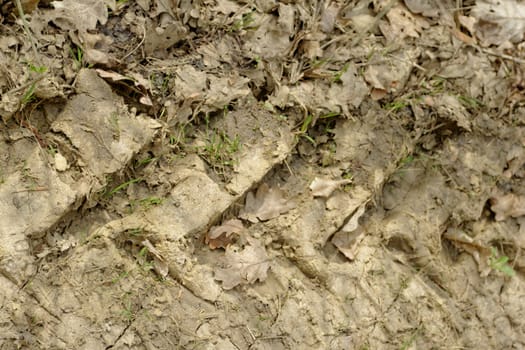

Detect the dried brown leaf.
[
  {"left": 490, "top": 193, "right": 525, "bottom": 221},
  {"left": 173, "top": 65, "right": 207, "bottom": 100},
  {"left": 214, "top": 237, "right": 270, "bottom": 290},
  {"left": 144, "top": 22, "right": 187, "bottom": 55},
  {"left": 239, "top": 183, "right": 295, "bottom": 223},
  {"left": 309, "top": 177, "right": 352, "bottom": 198},
  {"left": 269, "top": 66, "right": 367, "bottom": 115},
  {"left": 215, "top": 0, "right": 239, "bottom": 15},
  {"left": 152, "top": 0, "right": 175, "bottom": 17},
  {"left": 379, "top": 2, "right": 429, "bottom": 42},
  {"left": 142, "top": 239, "right": 168, "bottom": 278},
  {"left": 136, "top": 0, "right": 150, "bottom": 11},
  {"left": 96, "top": 69, "right": 152, "bottom": 105},
  {"left": 0, "top": 91, "right": 21, "bottom": 122},
  {"left": 54, "top": 153, "right": 68, "bottom": 172},
  {"left": 48, "top": 0, "right": 113, "bottom": 32},
  {"left": 205, "top": 74, "right": 250, "bottom": 110},
  {"left": 443, "top": 228, "right": 491, "bottom": 276},
  {"left": 364, "top": 48, "right": 420, "bottom": 95},
  {"left": 404, "top": 0, "right": 440, "bottom": 17},
  {"left": 332, "top": 227, "right": 365, "bottom": 261},
  {"left": 244, "top": 13, "right": 292, "bottom": 59},
  {"left": 205, "top": 219, "right": 244, "bottom": 250},
  {"left": 331, "top": 204, "right": 367, "bottom": 260},
  {"left": 434, "top": 94, "right": 471, "bottom": 131},
  {"left": 321, "top": 3, "right": 339, "bottom": 33},
  {"left": 328, "top": 64, "right": 369, "bottom": 112},
  {"left": 472, "top": 0, "right": 525, "bottom": 46},
  {"left": 342, "top": 204, "right": 366, "bottom": 232}
]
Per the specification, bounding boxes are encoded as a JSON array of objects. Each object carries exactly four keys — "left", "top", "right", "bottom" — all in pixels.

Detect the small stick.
[
  {"left": 121, "top": 24, "right": 146, "bottom": 61},
  {"left": 480, "top": 47, "right": 525, "bottom": 65},
  {"left": 13, "top": 187, "right": 49, "bottom": 193}
]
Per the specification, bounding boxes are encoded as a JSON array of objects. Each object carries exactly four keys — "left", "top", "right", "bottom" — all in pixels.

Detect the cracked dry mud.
[{"left": 1, "top": 0, "right": 525, "bottom": 349}]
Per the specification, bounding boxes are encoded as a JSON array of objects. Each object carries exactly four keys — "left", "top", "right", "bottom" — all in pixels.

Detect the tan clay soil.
[{"left": 1, "top": 0, "right": 524, "bottom": 349}]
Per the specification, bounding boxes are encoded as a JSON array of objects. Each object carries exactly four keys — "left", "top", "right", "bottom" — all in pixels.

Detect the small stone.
[{"left": 54, "top": 153, "right": 68, "bottom": 171}]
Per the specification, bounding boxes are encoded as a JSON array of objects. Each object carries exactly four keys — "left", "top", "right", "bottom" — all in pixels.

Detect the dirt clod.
[{"left": 1, "top": 0, "right": 525, "bottom": 348}]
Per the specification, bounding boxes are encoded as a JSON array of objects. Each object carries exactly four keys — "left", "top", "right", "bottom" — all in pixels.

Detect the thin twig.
[
  {"left": 121, "top": 24, "right": 147, "bottom": 61},
  {"left": 13, "top": 187, "right": 49, "bottom": 193},
  {"left": 479, "top": 47, "right": 525, "bottom": 65},
  {"left": 8, "top": 74, "right": 45, "bottom": 94},
  {"left": 386, "top": 53, "right": 427, "bottom": 72}
]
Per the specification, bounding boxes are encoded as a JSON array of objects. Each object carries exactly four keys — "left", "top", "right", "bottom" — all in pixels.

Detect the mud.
[{"left": 1, "top": 0, "right": 525, "bottom": 349}]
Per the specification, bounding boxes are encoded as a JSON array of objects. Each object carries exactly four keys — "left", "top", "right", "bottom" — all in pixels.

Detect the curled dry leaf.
[
  {"left": 471, "top": 0, "right": 525, "bottom": 46},
  {"left": 214, "top": 237, "right": 270, "bottom": 290},
  {"left": 379, "top": 2, "right": 429, "bottom": 42},
  {"left": 332, "top": 205, "right": 367, "bottom": 261},
  {"left": 142, "top": 239, "right": 168, "bottom": 278},
  {"left": 332, "top": 227, "right": 365, "bottom": 261},
  {"left": 48, "top": 0, "right": 112, "bottom": 33},
  {"left": 443, "top": 229, "right": 491, "bottom": 276},
  {"left": 364, "top": 48, "right": 420, "bottom": 95},
  {"left": 96, "top": 69, "right": 152, "bottom": 106},
  {"left": 144, "top": 22, "right": 187, "bottom": 55},
  {"left": 239, "top": 183, "right": 295, "bottom": 223},
  {"left": 434, "top": 94, "right": 471, "bottom": 131},
  {"left": 490, "top": 193, "right": 525, "bottom": 221},
  {"left": 205, "top": 219, "right": 244, "bottom": 250},
  {"left": 404, "top": 0, "right": 440, "bottom": 17},
  {"left": 342, "top": 204, "right": 366, "bottom": 232},
  {"left": 309, "top": 177, "right": 352, "bottom": 198},
  {"left": 320, "top": 3, "right": 339, "bottom": 33}
]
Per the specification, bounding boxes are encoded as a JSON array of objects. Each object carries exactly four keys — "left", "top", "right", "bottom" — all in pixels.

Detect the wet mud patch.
[
  {"left": 1, "top": 0, "right": 525, "bottom": 349},
  {"left": 0, "top": 69, "right": 159, "bottom": 286}
]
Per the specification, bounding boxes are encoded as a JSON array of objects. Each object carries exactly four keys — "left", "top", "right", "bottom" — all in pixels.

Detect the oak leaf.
[
  {"left": 205, "top": 219, "right": 244, "bottom": 250},
  {"left": 239, "top": 183, "right": 295, "bottom": 223},
  {"left": 214, "top": 237, "right": 270, "bottom": 290}
]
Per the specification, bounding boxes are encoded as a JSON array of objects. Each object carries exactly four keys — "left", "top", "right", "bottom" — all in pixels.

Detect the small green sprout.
[
  {"left": 135, "top": 156, "right": 156, "bottom": 167},
  {"left": 384, "top": 99, "right": 409, "bottom": 112},
  {"left": 70, "top": 46, "right": 85, "bottom": 70},
  {"left": 140, "top": 197, "right": 162, "bottom": 206},
  {"left": 47, "top": 145, "right": 58, "bottom": 156},
  {"left": 28, "top": 64, "right": 47, "bottom": 74},
  {"left": 112, "top": 271, "right": 129, "bottom": 284},
  {"left": 21, "top": 83, "right": 36, "bottom": 105},
  {"left": 319, "top": 111, "right": 340, "bottom": 119},
  {"left": 105, "top": 178, "right": 143, "bottom": 197},
  {"left": 138, "top": 246, "right": 148, "bottom": 257},
  {"left": 297, "top": 114, "right": 316, "bottom": 145},
  {"left": 231, "top": 10, "right": 256, "bottom": 31},
  {"left": 399, "top": 155, "right": 414, "bottom": 167},
  {"left": 332, "top": 63, "right": 349, "bottom": 83},
  {"left": 489, "top": 247, "right": 515, "bottom": 277},
  {"left": 458, "top": 95, "right": 483, "bottom": 109},
  {"left": 126, "top": 228, "right": 143, "bottom": 236}
]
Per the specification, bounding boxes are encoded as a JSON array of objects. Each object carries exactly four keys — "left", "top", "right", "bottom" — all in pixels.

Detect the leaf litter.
[
  {"left": 471, "top": 0, "right": 525, "bottom": 46},
  {"left": 1, "top": 0, "right": 525, "bottom": 348},
  {"left": 214, "top": 236, "right": 270, "bottom": 290},
  {"left": 205, "top": 218, "right": 244, "bottom": 250},
  {"left": 309, "top": 177, "right": 352, "bottom": 198},
  {"left": 141, "top": 239, "right": 169, "bottom": 278},
  {"left": 239, "top": 183, "right": 295, "bottom": 223},
  {"left": 490, "top": 193, "right": 525, "bottom": 221},
  {"left": 46, "top": 0, "right": 114, "bottom": 32},
  {"left": 332, "top": 204, "right": 367, "bottom": 261}
]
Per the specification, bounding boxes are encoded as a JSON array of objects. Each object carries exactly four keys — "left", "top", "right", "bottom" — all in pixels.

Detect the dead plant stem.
[{"left": 14, "top": 0, "right": 41, "bottom": 65}]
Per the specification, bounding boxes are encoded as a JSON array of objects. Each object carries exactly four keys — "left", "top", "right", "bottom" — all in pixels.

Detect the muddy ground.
[{"left": 1, "top": 0, "right": 525, "bottom": 349}]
